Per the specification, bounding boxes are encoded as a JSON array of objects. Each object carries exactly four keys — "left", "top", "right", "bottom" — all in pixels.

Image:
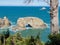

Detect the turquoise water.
[
  {"left": 0, "top": 6, "right": 50, "bottom": 24},
  {"left": 20, "top": 28, "right": 50, "bottom": 42},
  {"left": 0, "top": 6, "right": 60, "bottom": 42}
]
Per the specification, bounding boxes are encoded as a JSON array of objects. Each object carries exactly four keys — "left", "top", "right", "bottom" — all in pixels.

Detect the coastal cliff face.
[
  {"left": 0, "top": 16, "right": 11, "bottom": 28},
  {"left": 12, "top": 17, "right": 47, "bottom": 30}
]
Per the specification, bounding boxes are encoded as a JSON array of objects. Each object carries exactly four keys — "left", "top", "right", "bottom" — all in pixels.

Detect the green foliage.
[
  {"left": 27, "top": 32, "right": 43, "bottom": 45},
  {"left": 45, "top": 34, "right": 60, "bottom": 45},
  {"left": 0, "top": 29, "right": 43, "bottom": 45}
]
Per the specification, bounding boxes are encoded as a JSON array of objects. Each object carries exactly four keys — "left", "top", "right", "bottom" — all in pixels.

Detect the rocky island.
[
  {"left": 0, "top": 16, "right": 47, "bottom": 30},
  {"left": 12, "top": 17, "right": 47, "bottom": 30}
]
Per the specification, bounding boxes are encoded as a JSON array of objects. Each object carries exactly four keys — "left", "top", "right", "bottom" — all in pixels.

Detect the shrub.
[{"left": 45, "top": 34, "right": 60, "bottom": 45}]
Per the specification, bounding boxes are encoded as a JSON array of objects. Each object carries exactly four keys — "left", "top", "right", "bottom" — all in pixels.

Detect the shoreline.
[{"left": 0, "top": 16, "right": 47, "bottom": 31}]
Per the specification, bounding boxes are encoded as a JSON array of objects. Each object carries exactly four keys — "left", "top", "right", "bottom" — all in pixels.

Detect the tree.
[
  {"left": 45, "top": 34, "right": 60, "bottom": 45},
  {"left": 24, "top": 0, "right": 59, "bottom": 34},
  {"left": 0, "top": 28, "right": 10, "bottom": 45},
  {"left": 50, "top": 0, "right": 59, "bottom": 34}
]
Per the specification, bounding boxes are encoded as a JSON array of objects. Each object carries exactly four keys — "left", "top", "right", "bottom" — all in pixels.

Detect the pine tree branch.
[
  {"left": 24, "top": 0, "right": 50, "bottom": 5},
  {"left": 24, "top": 0, "right": 32, "bottom": 4},
  {"left": 43, "top": 0, "right": 50, "bottom": 5}
]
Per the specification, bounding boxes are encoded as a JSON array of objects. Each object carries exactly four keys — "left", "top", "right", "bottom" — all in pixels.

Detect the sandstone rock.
[
  {"left": 13, "top": 17, "right": 47, "bottom": 30},
  {"left": 12, "top": 26, "right": 26, "bottom": 30},
  {"left": 3, "top": 16, "right": 11, "bottom": 27},
  {"left": 0, "top": 18, "right": 3, "bottom": 27},
  {"left": 0, "top": 16, "right": 11, "bottom": 28}
]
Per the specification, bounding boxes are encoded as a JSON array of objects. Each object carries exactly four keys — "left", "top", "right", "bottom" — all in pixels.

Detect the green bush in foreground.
[
  {"left": 45, "top": 34, "right": 60, "bottom": 45},
  {"left": 0, "top": 29, "right": 43, "bottom": 45}
]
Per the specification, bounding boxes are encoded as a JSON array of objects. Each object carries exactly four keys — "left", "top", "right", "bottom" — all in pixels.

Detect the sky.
[{"left": 0, "top": 0, "right": 60, "bottom": 6}]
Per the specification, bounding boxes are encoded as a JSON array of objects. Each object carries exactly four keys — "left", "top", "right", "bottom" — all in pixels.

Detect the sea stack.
[
  {"left": 0, "top": 16, "right": 11, "bottom": 28},
  {"left": 3, "top": 16, "right": 11, "bottom": 27},
  {"left": 12, "top": 17, "right": 47, "bottom": 30}
]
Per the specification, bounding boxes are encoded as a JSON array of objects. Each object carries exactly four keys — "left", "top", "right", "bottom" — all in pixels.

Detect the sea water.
[{"left": 0, "top": 6, "right": 60, "bottom": 42}]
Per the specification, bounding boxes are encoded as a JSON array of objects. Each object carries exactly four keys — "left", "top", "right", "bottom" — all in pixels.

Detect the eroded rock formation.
[
  {"left": 12, "top": 17, "right": 47, "bottom": 30},
  {"left": 0, "top": 16, "right": 11, "bottom": 28},
  {"left": 0, "top": 17, "right": 47, "bottom": 30}
]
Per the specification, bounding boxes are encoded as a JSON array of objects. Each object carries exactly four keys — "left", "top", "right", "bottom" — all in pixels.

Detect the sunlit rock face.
[
  {"left": 0, "top": 18, "right": 3, "bottom": 28},
  {"left": 0, "top": 16, "right": 11, "bottom": 28},
  {"left": 0, "top": 17, "right": 47, "bottom": 30},
  {"left": 12, "top": 17, "right": 47, "bottom": 30}
]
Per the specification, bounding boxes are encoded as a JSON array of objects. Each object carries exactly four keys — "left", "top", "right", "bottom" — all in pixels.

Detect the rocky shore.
[
  {"left": 0, "top": 16, "right": 47, "bottom": 30},
  {"left": 0, "top": 16, "right": 11, "bottom": 28}
]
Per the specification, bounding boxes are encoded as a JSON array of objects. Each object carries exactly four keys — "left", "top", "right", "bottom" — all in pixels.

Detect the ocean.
[{"left": 0, "top": 6, "right": 60, "bottom": 42}]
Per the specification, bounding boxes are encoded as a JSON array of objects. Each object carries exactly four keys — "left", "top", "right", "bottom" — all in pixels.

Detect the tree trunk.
[
  {"left": 3, "top": 36, "right": 5, "bottom": 45},
  {"left": 50, "top": 0, "right": 59, "bottom": 34}
]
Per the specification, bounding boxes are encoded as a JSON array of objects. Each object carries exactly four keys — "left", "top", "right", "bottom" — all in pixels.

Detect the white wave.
[
  {"left": 40, "top": 7, "right": 46, "bottom": 10},
  {"left": 10, "top": 21, "right": 16, "bottom": 25},
  {"left": 46, "top": 23, "right": 50, "bottom": 28}
]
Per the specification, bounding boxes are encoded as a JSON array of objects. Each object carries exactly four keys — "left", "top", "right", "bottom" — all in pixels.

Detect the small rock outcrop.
[
  {"left": 0, "top": 16, "right": 11, "bottom": 28},
  {"left": 12, "top": 17, "right": 47, "bottom": 30}
]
